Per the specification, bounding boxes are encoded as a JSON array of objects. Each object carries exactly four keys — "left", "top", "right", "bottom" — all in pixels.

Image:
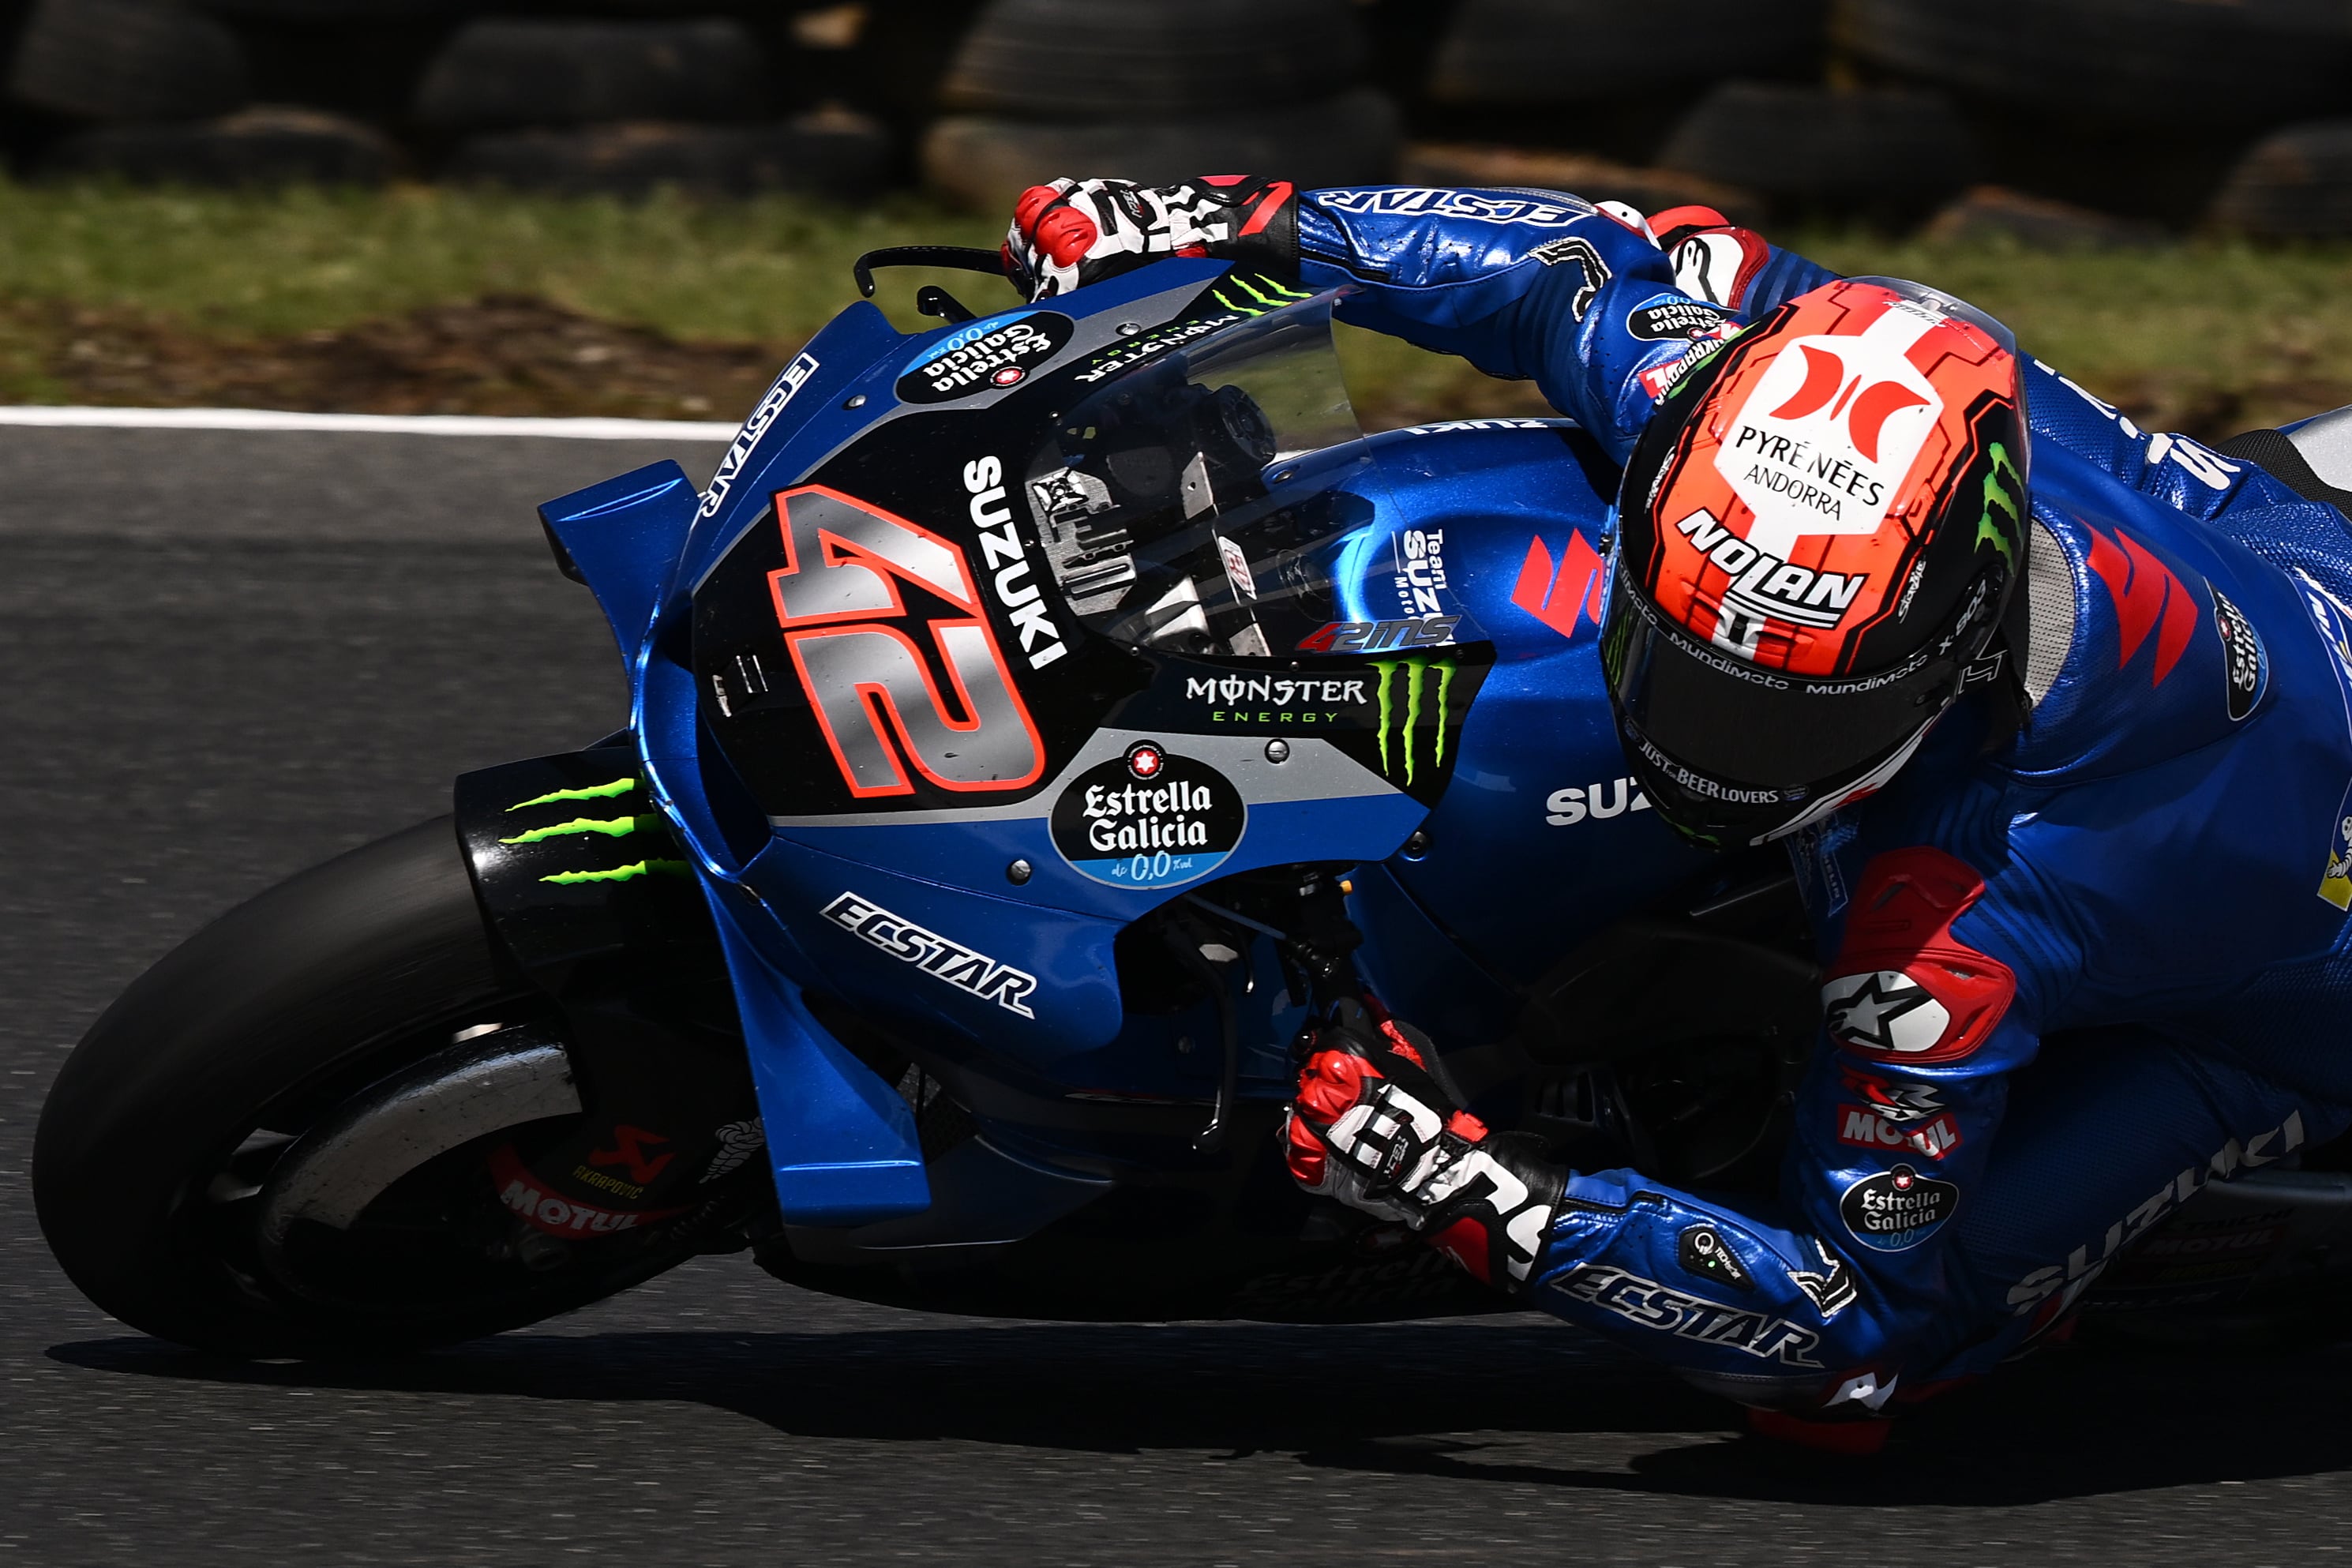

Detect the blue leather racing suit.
[{"left": 1294, "top": 185, "right": 2352, "bottom": 1411}]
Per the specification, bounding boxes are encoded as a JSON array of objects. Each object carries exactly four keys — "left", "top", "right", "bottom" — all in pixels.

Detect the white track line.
[{"left": 0, "top": 405, "right": 738, "bottom": 440}]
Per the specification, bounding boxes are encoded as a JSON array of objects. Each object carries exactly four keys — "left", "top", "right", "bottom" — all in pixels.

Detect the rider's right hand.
[
  {"left": 1284, "top": 1002, "right": 1565, "bottom": 1291},
  {"left": 1003, "top": 174, "right": 1299, "bottom": 301}
]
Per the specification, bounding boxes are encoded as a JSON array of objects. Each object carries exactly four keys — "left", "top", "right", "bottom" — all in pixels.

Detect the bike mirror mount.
[{"left": 851, "top": 245, "right": 1015, "bottom": 301}]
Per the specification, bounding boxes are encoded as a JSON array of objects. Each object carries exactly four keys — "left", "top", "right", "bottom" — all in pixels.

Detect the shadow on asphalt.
[{"left": 49, "top": 1319, "right": 2352, "bottom": 1505}]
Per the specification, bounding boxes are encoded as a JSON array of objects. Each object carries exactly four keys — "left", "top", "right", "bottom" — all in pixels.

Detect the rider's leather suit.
[{"left": 1295, "top": 185, "right": 2352, "bottom": 1409}]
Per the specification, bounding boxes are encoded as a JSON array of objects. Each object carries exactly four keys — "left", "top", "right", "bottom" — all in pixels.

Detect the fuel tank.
[{"left": 1347, "top": 419, "right": 1718, "bottom": 1001}]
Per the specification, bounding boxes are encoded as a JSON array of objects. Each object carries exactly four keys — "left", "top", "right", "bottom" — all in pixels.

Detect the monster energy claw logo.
[
  {"left": 1209, "top": 274, "right": 1315, "bottom": 317},
  {"left": 1976, "top": 442, "right": 2022, "bottom": 568},
  {"left": 498, "top": 814, "right": 666, "bottom": 846},
  {"left": 540, "top": 860, "right": 690, "bottom": 885},
  {"left": 501, "top": 776, "right": 684, "bottom": 885},
  {"left": 1368, "top": 656, "right": 1455, "bottom": 786},
  {"left": 506, "top": 777, "right": 635, "bottom": 811}
]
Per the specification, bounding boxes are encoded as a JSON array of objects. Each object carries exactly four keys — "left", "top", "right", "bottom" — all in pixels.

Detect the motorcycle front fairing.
[{"left": 532, "top": 259, "right": 1706, "bottom": 1251}]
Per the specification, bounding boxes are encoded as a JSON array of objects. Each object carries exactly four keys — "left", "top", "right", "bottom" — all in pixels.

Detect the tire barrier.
[
  {"left": 1920, "top": 185, "right": 2166, "bottom": 250},
  {"left": 923, "top": 87, "right": 1401, "bottom": 215},
  {"left": 937, "top": 0, "right": 1368, "bottom": 119},
  {"left": 413, "top": 18, "right": 773, "bottom": 132},
  {"left": 42, "top": 105, "right": 401, "bottom": 186},
  {"left": 8, "top": 0, "right": 250, "bottom": 122},
  {"left": 448, "top": 109, "right": 888, "bottom": 200},
  {"left": 1659, "top": 82, "right": 1978, "bottom": 220},
  {"left": 0, "top": 0, "right": 2343, "bottom": 235},
  {"left": 1836, "top": 0, "right": 2352, "bottom": 131},
  {"left": 1429, "top": 0, "right": 1827, "bottom": 108},
  {"left": 2208, "top": 122, "right": 2352, "bottom": 238}
]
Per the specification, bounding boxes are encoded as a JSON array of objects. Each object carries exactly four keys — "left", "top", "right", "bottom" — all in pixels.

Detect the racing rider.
[{"left": 1004, "top": 175, "right": 2352, "bottom": 1438}]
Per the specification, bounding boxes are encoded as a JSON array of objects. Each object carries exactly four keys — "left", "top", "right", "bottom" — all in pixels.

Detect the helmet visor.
[{"left": 1604, "top": 576, "right": 1959, "bottom": 790}]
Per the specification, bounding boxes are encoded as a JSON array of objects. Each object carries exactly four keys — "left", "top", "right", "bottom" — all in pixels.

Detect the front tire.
[{"left": 33, "top": 817, "right": 719, "bottom": 1357}]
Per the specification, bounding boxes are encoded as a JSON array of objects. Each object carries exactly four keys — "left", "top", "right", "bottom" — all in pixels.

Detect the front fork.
[
  {"left": 454, "top": 742, "right": 767, "bottom": 1253},
  {"left": 1157, "top": 863, "right": 1374, "bottom": 1151}
]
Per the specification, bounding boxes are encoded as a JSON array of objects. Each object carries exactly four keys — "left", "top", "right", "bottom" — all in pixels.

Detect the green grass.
[
  {"left": 2, "top": 181, "right": 2350, "bottom": 437},
  {"left": 0, "top": 182, "right": 1007, "bottom": 340}
]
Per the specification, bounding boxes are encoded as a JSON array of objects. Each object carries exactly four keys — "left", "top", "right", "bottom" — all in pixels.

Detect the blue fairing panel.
[
  {"left": 702, "top": 879, "right": 930, "bottom": 1225},
  {"left": 1349, "top": 422, "right": 1717, "bottom": 981},
  {"left": 747, "top": 829, "right": 1129, "bottom": 1066},
  {"left": 538, "top": 461, "right": 700, "bottom": 665}
]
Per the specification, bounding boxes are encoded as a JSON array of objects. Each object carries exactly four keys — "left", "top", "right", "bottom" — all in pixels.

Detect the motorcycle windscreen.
[{"left": 1019, "top": 297, "right": 1487, "bottom": 662}]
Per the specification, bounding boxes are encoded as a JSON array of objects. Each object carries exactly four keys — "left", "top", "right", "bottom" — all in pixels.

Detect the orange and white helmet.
[{"left": 1602, "top": 276, "right": 2027, "bottom": 846}]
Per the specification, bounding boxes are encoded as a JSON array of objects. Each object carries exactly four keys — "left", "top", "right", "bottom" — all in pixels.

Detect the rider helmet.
[{"left": 1602, "top": 276, "right": 2028, "bottom": 846}]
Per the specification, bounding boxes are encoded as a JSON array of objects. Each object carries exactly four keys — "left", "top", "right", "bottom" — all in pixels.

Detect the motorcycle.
[{"left": 32, "top": 248, "right": 2352, "bottom": 1358}]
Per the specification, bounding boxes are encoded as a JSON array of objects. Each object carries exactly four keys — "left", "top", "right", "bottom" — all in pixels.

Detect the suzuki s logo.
[
  {"left": 2086, "top": 523, "right": 2196, "bottom": 688},
  {"left": 768, "top": 486, "right": 1045, "bottom": 799},
  {"left": 1712, "top": 308, "right": 1945, "bottom": 558},
  {"left": 1510, "top": 529, "right": 1606, "bottom": 641}
]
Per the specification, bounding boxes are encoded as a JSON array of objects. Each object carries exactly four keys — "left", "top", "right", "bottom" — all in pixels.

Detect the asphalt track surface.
[{"left": 5, "top": 423, "right": 2352, "bottom": 1566}]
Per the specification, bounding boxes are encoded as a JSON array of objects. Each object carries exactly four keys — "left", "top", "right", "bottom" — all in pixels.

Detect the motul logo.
[
  {"left": 1836, "top": 1105, "right": 1962, "bottom": 1161},
  {"left": 2086, "top": 523, "right": 2196, "bottom": 687}
]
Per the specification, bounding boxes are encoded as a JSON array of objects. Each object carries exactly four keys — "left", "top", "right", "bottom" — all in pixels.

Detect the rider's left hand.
[
  {"left": 1003, "top": 174, "right": 1299, "bottom": 301},
  {"left": 1284, "top": 1002, "right": 1564, "bottom": 1290}
]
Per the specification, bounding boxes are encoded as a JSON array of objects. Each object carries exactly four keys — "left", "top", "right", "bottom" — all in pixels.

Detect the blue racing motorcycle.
[{"left": 31, "top": 250, "right": 2334, "bottom": 1354}]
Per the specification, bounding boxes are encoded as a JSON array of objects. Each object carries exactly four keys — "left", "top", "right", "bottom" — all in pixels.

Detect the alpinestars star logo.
[{"left": 1823, "top": 969, "right": 1949, "bottom": 1055}]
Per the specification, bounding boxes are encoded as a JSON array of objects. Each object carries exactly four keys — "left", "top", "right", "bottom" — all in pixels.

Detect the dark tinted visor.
[{"left": 1606, "top": 581, "right": 1956, "bottom": 786}]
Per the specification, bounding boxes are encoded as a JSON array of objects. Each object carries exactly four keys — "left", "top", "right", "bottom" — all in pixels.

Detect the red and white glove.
[
  {"left": 1285, "top": 1004, "right": 1564, "bottom": 1290},
  {"left": 1649, "top": 203, "right": 1774, "bottom": 310},
  {"left": 1003, "top": 174, "right": 1299, "bottom": 301}
]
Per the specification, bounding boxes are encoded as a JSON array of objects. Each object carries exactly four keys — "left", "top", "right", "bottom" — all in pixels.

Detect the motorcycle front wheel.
[{"left": 32, "top": 817, "right": 725, "bottom": 1358}]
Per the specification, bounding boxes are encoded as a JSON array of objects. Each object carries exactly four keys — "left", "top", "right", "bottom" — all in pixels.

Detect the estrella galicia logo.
[
  {"left": 895, "top": 310, "right": 1074, "bottom": 403},
  {"left": 1048, "top": 741, "right": 1246, "bottom": 890},
  {"left": 2210, "top": 584, "right": 2266, "bottom": 722},
  {"left": 1630, "top": 300, "right": 1734, "bottom": 342},
  {"left": 1839, "top": 1163, "right": 1958, "bottom": 1252}
]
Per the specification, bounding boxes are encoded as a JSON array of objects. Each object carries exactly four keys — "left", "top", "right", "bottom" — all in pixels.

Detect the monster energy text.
[{"left": 1187, "top": 673, "right": 1368, "bottom": 724}]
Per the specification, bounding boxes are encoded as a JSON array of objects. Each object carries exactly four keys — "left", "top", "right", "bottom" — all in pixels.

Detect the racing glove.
[
  {"left": 1284, "top": 1002, "right": 1564, "bottom": 1291},
  {"left": 1004, "top": 174, "right": 1299, "bottom": 301},
  {"left": 1649, "top": 203, "right": 1776, "bottom": 311}
]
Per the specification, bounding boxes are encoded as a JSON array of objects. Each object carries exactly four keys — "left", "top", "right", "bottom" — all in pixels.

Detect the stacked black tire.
[
  {"left": 920, "top": 0, "right": 1400, "bottom": 213},
  {"left": 10, "top": 0, "right": 403, "bottom": 184},
  {"left": 1421, "top": 0, "right": 1975, "bottom": 225},
  {"left": 0, "top": 0, "right": 890, "bottom": 197},
  {"left": 1835, "top": 0, "right": 2352, "bottom": 229},
  {"left": 426, "top": 16, "right": 886, "bottom": 198}
]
